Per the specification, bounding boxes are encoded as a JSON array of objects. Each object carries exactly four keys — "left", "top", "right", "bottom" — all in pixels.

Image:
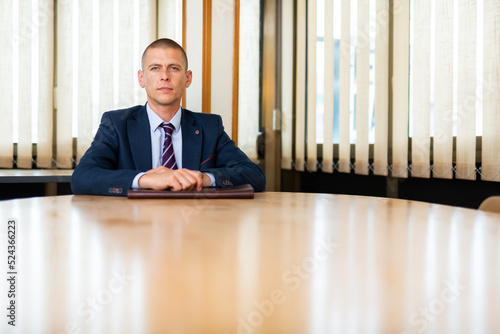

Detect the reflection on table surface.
[{"left": 1, "top": 192, "right": 499, "bottom": 333}]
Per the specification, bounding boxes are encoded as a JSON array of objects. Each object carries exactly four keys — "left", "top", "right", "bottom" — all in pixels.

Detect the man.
[{"left": 71, "top": 38, "right": 265, "bottom": 196}]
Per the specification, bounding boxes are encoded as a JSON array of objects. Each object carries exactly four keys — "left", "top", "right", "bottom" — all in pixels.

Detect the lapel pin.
[{"left": 195, "top": 130, "right": 200, "bottom": 135}]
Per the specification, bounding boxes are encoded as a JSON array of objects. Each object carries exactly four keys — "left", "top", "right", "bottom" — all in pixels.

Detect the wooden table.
[{"left": 1, "top": 192, "right": 499, "bottom": 333}]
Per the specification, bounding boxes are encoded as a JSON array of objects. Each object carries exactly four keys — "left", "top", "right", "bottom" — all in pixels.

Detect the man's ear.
[
  {"left": 185, "top": 70, "right": 193, "bottom": 88},
  {"left": 138, "top": 70, "right": 145, "bottom": 88}
]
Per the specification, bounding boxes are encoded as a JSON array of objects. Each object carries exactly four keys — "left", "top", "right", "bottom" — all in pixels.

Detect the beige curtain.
[
  {"left": 282, "top": 0, "right": 390, "bottom": 176},
  {"left": 0, "top": 1, "right": 14, "bottom": 167},
  {"left": 0, "top": 0, "right": 54, "bottom": 169},
  {"left": 0, "top": 0, "right": 260, "bottom": 170},
  {"left": 56, "top": 0, "right": 74, "bottom": 168},
  {"left": 294, "top": 0, "right": 306, "bottom": 172},
  {"left": 392, "top": 0, "right": 410, "bottom": 178},
  {"left": 282, "top": 0, "right": 500, "bottom": 183},
  {"left": 210, "top": 0, "right": 235, "bottom": 137},
  {"left": 481, "top": 0, "right": 500, "bottom": 181},
  {"left": 306, "top": 0, "right": 317, "bottom": 172},
  {"left": 373, "top": 0, "right": 389, "bottom": 176},
  {"left": 322, "top": 0, "right": 335, "bottom": 173},
  {"left": 17, "top": 0, "right": 34, "bottom": 168},
  {"left": 433, "top": 0, "right": 454, "bottom": 179},
  {"left": 411, "top": 0, "right": 431, "bottom": 178},
  {"left": 355, "top": 0, "right": 371, "bottom": 175},
  {"left": 57, "top": 0, "right": 155, "bottom": 168},
  {"left": 281, "top": 0, "right": 294, "bottom": 170},
  {"left": 238, "top": 0, "right": 261, "bottom": 161},
  {"left": 184, "top": 0, "right": 204, "bottom": 112},
  {"left": 0, "top": 0, "right": 156, "bottom": 169},
  {"left": 338, "top": 0, "right": 351, "bottom": 174},
  {"left": 456, "top": 0, "right": 477, "bottom": 180}
]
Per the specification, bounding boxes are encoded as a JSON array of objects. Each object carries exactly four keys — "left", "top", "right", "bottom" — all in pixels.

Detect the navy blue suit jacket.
[{"left": 71, "top": 105, "right": 265, "bottom": 196}]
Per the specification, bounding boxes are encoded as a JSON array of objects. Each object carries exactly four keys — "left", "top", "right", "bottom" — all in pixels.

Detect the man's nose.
[{"left": 160, "top": 69, "right": 170, "bottom": 81}]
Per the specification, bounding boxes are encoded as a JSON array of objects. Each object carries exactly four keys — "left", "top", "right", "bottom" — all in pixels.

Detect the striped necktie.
[{"left": 160, "top": 122, "right": 177, "bottom": 169}]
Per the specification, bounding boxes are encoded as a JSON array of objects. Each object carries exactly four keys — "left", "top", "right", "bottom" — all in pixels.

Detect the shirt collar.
[{"left": 146, "top": 103, "right": 182, "bottom": 133}]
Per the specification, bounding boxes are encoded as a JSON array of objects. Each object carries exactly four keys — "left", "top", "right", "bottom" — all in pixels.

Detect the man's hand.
[{"left": 138, "top": 166, "right": 210, "bottom": 191}]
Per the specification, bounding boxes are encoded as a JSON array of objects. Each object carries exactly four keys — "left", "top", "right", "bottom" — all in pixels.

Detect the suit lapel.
[
  {"left": 181, "top": 109, "right": 202, "bottom": 170},
  {"left": 128, "top": 105, "right": 153, "bottom": 171}
]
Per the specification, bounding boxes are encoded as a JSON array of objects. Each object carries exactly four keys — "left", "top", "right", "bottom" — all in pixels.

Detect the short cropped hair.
[{"left": 141, "top": 38, "right": 188, "bottom": 70}]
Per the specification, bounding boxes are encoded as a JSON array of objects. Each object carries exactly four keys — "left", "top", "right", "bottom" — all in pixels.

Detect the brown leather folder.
[{"left": 127, "top": 184, "right": 254, "bottom": 199}]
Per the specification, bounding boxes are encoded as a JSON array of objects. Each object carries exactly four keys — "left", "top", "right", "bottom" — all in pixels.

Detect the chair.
[{"left": 478, "top": 196, "right": 500, "bottom": 214}]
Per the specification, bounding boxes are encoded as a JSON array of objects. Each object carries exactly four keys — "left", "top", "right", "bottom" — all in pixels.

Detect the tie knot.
[{"left": 161, "top": 122, "right": 175, "bottom": 135}]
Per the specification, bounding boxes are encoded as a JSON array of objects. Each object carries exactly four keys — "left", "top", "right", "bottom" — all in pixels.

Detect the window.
[
  {"left": 0, "top": 0, "right": 261, "bottom": 169},
  {"left": 282, "top": 0, "right": 389, "bottom": 174},
  {"left": 282, "top": 0, "right": 500, "bottom": 182}
]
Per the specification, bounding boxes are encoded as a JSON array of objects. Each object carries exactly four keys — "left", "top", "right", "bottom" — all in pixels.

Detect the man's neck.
[{"left": 148, "top": 101, "right": 181, "bottom": 123}]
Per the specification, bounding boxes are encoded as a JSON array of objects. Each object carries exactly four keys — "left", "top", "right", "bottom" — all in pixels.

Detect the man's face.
[{"left": 138, "top": 47, "right": 192, "bottom": 111}]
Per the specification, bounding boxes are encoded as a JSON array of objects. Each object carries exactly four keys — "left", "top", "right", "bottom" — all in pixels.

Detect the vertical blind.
[
  {"left": 281, "top": 0, "right": 294, "bottom": 170},
  {"left": 456, "top": 0, "right": 477, "bottom": 181},
  {"left": 410, "top": 0, "right": 431, "bottom": 178},
  {"left": 0, "top": 2, "right": 14, "bottom": 167},
  {"left": 433, "top": 0, "right": 454, "bottom": 179},
  {"left": 56, "top": 0, "right": 156, "bottom": 168},
  {"left": 0, "top": 0, "right": 54, "bottom": 168},
  {"left": 282, "top": 0, "right": 500, "bottom": 182},
  {"left": 481, "top": 0, "right": 500, "bottom": 181},
  {"left": 282, "top": 0, "right": 390, "bottom": 175},
  {"left": 237, "top": 0, "right": 261, "bottom": 161},
  {"left": 338, "top": 0, "right": 354, "bottom": 174},
  {"left": 0, "top": 0, "right": 260, "bottom": 169},
  {"left": 392, "top": 0, "right": 409, "bottom": 178}
]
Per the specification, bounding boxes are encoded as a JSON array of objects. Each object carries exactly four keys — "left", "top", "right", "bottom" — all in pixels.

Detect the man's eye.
[
  {"left": 151, "top": 67, "right": 159, "bottom": 70},
  {"left": 170, "top": 67, "right": 179, "bottom": 71}
]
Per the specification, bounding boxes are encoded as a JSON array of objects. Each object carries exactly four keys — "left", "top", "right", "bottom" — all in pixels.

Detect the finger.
[
  {"left": 164, "top": 171, "right": 189, "bottom": 191},
  {"left": 186, "top": 170, "right": 203, "bottom": 190},
  {"left": 168, "top": 177, "right": 183, "bottom": 191},
  {"left": 180, "top": 169, "right": 203, "bottom": 190},
  {"left": 175, "top": 171, "right": 198, "bottom": 191}
]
